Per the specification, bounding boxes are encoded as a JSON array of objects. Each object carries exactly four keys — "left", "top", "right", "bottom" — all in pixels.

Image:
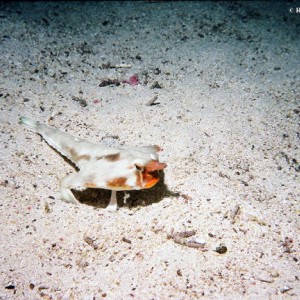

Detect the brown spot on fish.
[
  {"left": 104, "top": 153, "right": 120, "bottom": 161},
  {"left": 85, "top": 182, "right": 98, "bottom": 188},
  {"left": 69, "top": 148, "right": 78, "bottom": 161},
  {"left": 94, "top": 153, "right": 120, "bottom": 161},
  {"left": 107, "top": 177, "right": 130, "bottom": 189},
  {"left": 78, "top": 154, "right": 91, "bottom": 161},
  {"left": 68, "top": 147, "right": 91, "bottom": 161},
  {"left": 84, "top": 174, "right": 96, "bottom": 188}
]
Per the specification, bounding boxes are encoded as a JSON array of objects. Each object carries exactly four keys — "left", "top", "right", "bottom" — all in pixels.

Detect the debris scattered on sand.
[
  {"left": 150, "top": 81, "right": 162, "bottom": 89},
  {"left": 101, "top": 62, "right": 132, "bottom": 69},
  {"left": 72, "top": 96, "right": 88, "bottom": 107},
  {"left": 145, "top": 95, "right": 159, "bottom": 106},
  {"left": 83, "top": 234, "right": 98, "bottom": 250},
  {"left": 230, "top": 204, "right": 240, "bottom": 223},
  {"left": 280, "top": 286, "right": 293, "bottom": 294},
  {"left": 44, "top": 202, "right": 51, "bottom": 213},
  {"left": 99, "top": 78, "right": 121, "bottom": 87},
  {"left": 122, "top": 74, "right": 139, "bottom": 85},
  {"left": 122, "top": 237, "right": 132, "bottom": 244},
  {"left": 214, "top": 245, "right": 227, "bottom": 254},
  {"left": 167, "top": 229, "right": 207, "bottom": 250}
]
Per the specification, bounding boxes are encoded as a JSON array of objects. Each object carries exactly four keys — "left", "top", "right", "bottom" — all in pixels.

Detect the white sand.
[{"left": 0, "top": 1, "right": 299, "bottom": 299}]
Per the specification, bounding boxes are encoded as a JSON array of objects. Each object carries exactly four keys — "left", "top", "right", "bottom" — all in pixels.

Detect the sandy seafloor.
[{"left": 0, "top": 1, "right": 299, "bottom": 299}]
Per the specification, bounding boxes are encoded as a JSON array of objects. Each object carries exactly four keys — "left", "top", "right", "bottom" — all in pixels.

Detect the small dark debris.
[
  {"left": 101, "top": 134, "right": 120, "bottom": 140},
  {"left": 102, "top": 20, "right": 109, "bottom": 26},
  {"left": 177, "top": 269, "right": 182, "bottom": 276},
  {"left": 274, "top": 66, "right": 281, "bottom": 71},
  {"left": 180, "top": 35, "right": 188, "bottom": 41},
  {"left": 99, "top": 79, "right": 120, "bottom": 87},
  {"left": 209, "top": 82, "right": 220, "bottom": 89},
  {"left": 122, "top": 237, "right": 132, "bottom": 244},
  {"left": 0, "top": 179, "right": 9, "bottom": 187},
  {"left": 154, "top": 68, "right": 161, "bottom": 75},
  {"left": 215, "top": 245, "right": 227, "bottom": 254},
  {"left": 29, "top": 283, "right": 35, "bottom": 290},
  {"left": 23, "top": 98, "right": 30, "bottom": 102},
  {"left": 282, "top": 237, "right": 293, "bottom": 253},
  {"left": 83, "top": 234, "right": 98, "bottom": 250},
  {"left": 109, "top": 255, "right": 115, "bottom": 262},
  {"left": 135, "top": 55, "right": 142, "bottom": 60},
  {"left": 180, "top": 193, "right": 193, "bottom": 201},
  {"left": 293, "top": 108, "right": 300, "bottom": 115},
  {"left": 77, "top": 42, "right": 92, "bottom": 55},
  {"left": 44, "top": 202, "right": 51, "bottom": 213},
  {"left": 150, "top": 81, "right": 162, "bottom": 89},
  {"left": 72, "top": 96, "right": 88, "bottom": 107},
  {"left": 41, "top": 18, "right": 49, "bottom": 26},
  {"left": 101, "top": 62, "right": 112, "bottom": 69},
  {"left": 240, "top": 180, "right": 249, "bottom": 186},
  {"left": 230, "top": 204, "right": 240, "bottom": 224},
  {"left": 5, "top": 284, "right": 15, "bottom": 290}
]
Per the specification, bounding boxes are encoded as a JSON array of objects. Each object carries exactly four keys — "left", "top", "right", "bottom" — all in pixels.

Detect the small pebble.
[
  {"left": 122, "top": 237, "right": 132, "bottom": 244},
  {"left": 215, "top": 245, "right": 227, "bottom": 254},
  {"left": 280, "top": 286, "right": 293, "bottom": 293},
  {"left": 270, "top": 269, "right": 279, "bottom": 278}
]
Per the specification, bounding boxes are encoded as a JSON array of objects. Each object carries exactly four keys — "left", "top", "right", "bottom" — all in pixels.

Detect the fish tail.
[{"left": 19, "top": 116, "right": 41, "bottom": 132}]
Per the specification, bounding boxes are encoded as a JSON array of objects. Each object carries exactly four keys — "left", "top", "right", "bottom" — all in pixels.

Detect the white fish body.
[{"left": 20, "top": 117, "right": 167, "bottom": 210}]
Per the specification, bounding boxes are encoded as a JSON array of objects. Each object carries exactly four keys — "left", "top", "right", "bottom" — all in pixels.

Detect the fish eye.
[{"left": 135, "top": 164, "right": 144, "bottom": 172}]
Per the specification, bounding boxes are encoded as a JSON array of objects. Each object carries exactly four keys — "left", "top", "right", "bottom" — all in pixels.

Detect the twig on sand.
[
  {"left": 230, "top": 204, "right": 240, "bottom": 224},
  {"left": 167, "top": 229, "right": 207, "bottom": 250}
]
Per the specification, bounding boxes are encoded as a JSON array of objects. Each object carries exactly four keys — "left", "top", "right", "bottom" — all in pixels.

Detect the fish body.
[{"left": 20, "top": 117, "right": 166, "bottom": 210}]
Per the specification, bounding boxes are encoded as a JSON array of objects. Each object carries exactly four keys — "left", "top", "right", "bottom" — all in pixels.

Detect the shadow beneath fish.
[{"left": 72, "top": 171, "right": 178, "bottom": 209}]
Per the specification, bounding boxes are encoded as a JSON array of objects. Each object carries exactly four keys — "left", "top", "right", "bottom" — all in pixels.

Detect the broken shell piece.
[{"left": 189, "top": 237, "right": 206, "bottom": 246}]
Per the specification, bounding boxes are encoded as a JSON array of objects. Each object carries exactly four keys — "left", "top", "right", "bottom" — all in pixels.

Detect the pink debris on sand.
[
  {"left": 93, "top": 99, "right": 101, "bottom": 104},
  {"left": 122, "top": 74, "right": 139, "bottom": 85}
]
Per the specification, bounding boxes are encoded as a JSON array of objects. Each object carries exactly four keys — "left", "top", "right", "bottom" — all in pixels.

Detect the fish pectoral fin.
[
  {"left": 106, "top": 190, "right": 119, "bottom": 211},
  {"left": 60, "top": 172, "right": 98, "bottom": 204},
  {"left": 60, "top": 171, "right": 120, "bottom": 210}
]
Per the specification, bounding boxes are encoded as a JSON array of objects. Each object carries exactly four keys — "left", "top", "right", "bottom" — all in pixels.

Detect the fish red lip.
[
  {"left": 144, "top": 174, "right": 159, "bottom": 188},
  {"left": 143, "top": 160, "right": 166, "bottom": 188},
  {"left": 145, "top": 161, "right": 167, "bottom": 172}
]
